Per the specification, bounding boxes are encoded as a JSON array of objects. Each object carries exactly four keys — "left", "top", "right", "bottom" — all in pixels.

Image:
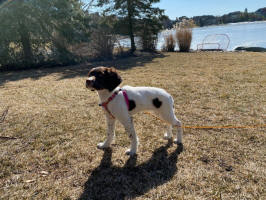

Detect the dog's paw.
[
  {"left": 125, "top": 149, "right": 136, "bottom": 156},
  {"left": 163, "top": 133, "right": 173, "bottom": 140},
  {"left": 97, "top": 142, "right": 109, "bottom": 149},
  {"left": 174, "top": 139, "right": 183, "bottom": 145}
]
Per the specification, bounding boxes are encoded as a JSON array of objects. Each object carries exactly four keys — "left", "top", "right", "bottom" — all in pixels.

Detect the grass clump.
[
  {"left": 176, "top": 27, "right": 192, "bottom": 52},
  {"left": 162, "top": 34, "right": 176, "bottom": 52},
  {"left": 175, "top": 19, "right": 194, "bottom": 52}
]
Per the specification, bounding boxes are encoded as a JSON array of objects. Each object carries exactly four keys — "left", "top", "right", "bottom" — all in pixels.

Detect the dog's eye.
[{"left": 89, "top": 71, "right": 97, "bottom": 77}]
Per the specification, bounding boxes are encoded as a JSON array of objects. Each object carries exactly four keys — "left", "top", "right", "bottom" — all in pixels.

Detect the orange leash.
[
  {"left": 182, "top": 125, "right": 266, "bottom": 129},
  {"left": 144, "top": 111, "right": 266, "bottom": 129}
]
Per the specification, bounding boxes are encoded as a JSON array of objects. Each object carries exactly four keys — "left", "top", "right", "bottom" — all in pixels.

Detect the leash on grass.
[{"left": 144, "top": 111, "right": 266, "bottom": 129}]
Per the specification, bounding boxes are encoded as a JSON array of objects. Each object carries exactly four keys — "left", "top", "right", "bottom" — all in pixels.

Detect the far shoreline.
[{"left": 193, "top": 20, "right": 266, "bottom": 29}]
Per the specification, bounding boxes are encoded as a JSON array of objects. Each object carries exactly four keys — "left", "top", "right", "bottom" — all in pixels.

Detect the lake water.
[
  {"left": 120, "top": 21, "right": 266, "bottom": 51},
  {"left": 159, "top": 21, "right": 266, "bottom": 51}
]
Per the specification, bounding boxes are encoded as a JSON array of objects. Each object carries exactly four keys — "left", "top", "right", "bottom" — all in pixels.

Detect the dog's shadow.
[{"left": 78, "top": 142, "right": 183, "bottom": 200}]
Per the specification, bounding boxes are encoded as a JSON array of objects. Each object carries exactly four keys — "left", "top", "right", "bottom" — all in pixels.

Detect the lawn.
[{"left": 0, "top": 52, "right": 265, "bottom": 199}]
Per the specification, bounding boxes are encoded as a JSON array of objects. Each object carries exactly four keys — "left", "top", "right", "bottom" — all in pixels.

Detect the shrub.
[
  {"left": 162, "top": 34, "right": 176, "bottom": 52},
  {"left": 136, "top": 18, "right": 161, "bottom": 52},
  {"left": 176, "top": 28, "right": 192, "bottom": 52},
  {"left": 89, "top": 15, "right": 117, "bottom": 60},
  {"left": 0, "top": 0, "right": 89, "bottom": 70},
  {"left": 138, "top": 33, "right": 158, "bottom": 52},
  {"left": 113, "top": 39, "right": 132, "bottom": 58},
  {"left": 176, "top": 27, "right": 192, "bottom": 52},
  {"left": 175, "top": 19, "right": 194, "bottom": 52},
  {"left": 89, "top": 30, "right": 116, "bottom": 60}
]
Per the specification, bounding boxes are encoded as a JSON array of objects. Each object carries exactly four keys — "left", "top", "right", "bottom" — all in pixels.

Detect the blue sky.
[
  {"left": 154, "top": 0, "right": 266, "bottom": 19},
  {"left": 84, "top": 0, "right": 266, "bottom": 19}
]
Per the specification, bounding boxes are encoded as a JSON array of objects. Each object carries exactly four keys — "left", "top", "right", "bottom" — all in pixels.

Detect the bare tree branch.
[{"left": 82, "top": 0, "right": 96, "bottom": 10}]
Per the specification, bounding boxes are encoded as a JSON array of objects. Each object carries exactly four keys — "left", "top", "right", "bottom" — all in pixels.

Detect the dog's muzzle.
[{"left": 86, "top": 77, "right": 95, "bottom": 90}]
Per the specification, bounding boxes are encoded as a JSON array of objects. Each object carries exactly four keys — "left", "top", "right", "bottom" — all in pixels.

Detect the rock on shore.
[{"left": 234, "top": 46, "right": 266, "bottom": 52}]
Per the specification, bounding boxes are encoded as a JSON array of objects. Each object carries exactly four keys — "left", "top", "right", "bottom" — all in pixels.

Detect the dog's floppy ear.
[{"left": 103, "top": 67, "right": 122, "bottom": 91}]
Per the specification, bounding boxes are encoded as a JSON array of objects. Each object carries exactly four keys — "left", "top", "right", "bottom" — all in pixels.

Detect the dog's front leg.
[
  {"left": 120, "top": 116, "right": 138, "bottom": 156},
  {"left": 97, "top": 115, "right": 116, "bottom": 149}
]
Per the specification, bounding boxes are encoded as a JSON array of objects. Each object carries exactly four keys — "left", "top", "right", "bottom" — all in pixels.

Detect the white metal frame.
[{"left": 197, "top": 34, "right": 230, "bottom": 51}]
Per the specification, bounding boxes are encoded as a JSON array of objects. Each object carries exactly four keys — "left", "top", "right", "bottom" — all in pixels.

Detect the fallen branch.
[{"left": 0, "top": 136, "right": 18, "bottom": 140}]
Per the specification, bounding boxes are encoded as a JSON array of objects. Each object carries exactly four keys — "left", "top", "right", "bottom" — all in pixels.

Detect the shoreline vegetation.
[
  {"left": 191, "top": 20, "right": 266, "bottom": 29},
  {"left": 0, "top": 1, "right": 265, "bottom": 72},
  {"left": 0, "top": 0, "right": 164, "bottom": 71},
  {"left": 163, "top": 7, "right": 266, "bottom": 29}
]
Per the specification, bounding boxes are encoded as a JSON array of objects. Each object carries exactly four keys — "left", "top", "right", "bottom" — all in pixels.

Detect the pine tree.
[
  {"left": 96, "top": 0, "right": 164, "bottom": 52},
  {"left": 0, "top": 0, "right": 90, "bottom": 69}
]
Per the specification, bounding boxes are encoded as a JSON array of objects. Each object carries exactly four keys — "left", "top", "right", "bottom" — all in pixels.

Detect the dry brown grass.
[
  {"left": 0, "top": 52, "right": 266, "bottom": 199},
  {"left": 162, "top": 34, "right": 176, "bottom": 52},
  {"left": 176, "top": 28, "right": 192, "bottom": 52}
]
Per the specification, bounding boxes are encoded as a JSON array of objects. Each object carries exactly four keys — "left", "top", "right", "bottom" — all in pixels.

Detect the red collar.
[{"left": 99, "top": 89, "right": 129, "bottom": 119}]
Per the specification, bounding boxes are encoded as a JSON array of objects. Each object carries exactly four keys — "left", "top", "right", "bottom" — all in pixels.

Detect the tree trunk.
[
  {"left": 18, "top": 21, "right": 33, "bottom": 63},
  {"left": 127, "top": 0, "right": 136, "bottom": 52}
]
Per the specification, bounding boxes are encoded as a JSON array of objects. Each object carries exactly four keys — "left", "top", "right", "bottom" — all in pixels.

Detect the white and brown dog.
[{"left": 86, "top": 66, "right": 183, "bottom": 156}]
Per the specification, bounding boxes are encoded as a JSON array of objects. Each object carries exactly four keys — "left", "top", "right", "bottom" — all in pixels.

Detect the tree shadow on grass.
[
  {"left": 0, "top": 53, "right": 167, "bottom": 86},
  {"left": 78, "top": 141, "right": 183, "bottom": 200}
]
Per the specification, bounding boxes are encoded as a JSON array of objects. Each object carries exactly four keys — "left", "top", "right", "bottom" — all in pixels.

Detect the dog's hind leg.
[
  {"left": 168, "top": 111, "right": 182, "bottom": 145},
  {"left": 97, "top": 115, "right": 116, "bottom": 149},
  {"left": 165, "top": 117, "right": 182, "bottom": 145},
  {"left": 173, "top": 118, "right": 183, "bottom": 145},
  {"left": 156, "top": 107, "right": 183, "bottom": 145},
  {"left": 164, "top": 125, "right": 173, "bottom": 140}
]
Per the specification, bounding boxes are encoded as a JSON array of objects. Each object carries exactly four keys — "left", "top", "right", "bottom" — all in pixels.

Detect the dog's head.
[{"left": 86, "top": 66, "right": 122, "bottom": 92}]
